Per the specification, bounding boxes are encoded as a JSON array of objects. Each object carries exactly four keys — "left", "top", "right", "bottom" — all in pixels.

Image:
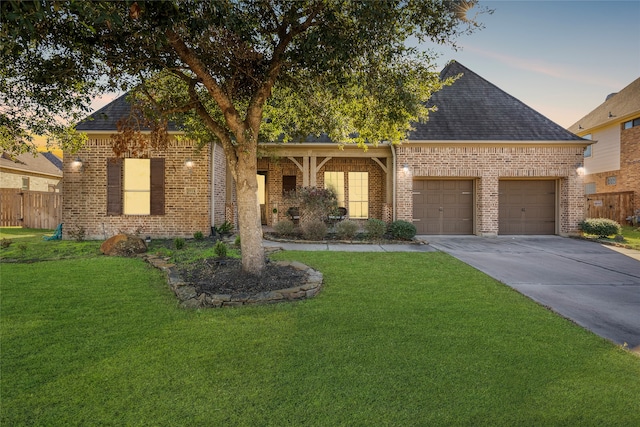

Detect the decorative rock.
[
  {"left": 142, "top": 254, "right": 323, "bottom": 309},
  {"left": 100, "top": 234, "right": 147, "bottom": 256}
]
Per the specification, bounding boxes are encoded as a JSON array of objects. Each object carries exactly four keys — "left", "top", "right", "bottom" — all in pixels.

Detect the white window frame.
[{"left": 348, "top": 172, "right": 369, "bottom": 219}]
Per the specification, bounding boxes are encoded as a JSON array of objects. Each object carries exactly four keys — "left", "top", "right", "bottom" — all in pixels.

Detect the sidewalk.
[{"left": 262, "top": 239, "right": 436, "bottom": 252}]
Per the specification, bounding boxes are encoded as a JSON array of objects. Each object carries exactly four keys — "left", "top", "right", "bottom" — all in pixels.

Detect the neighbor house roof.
[
  {"left": 76, "top": 93, "right": 180, "bottom": 132},
  {"left": 0, "top": 151, "right": 63, "bottom": 177},
  {"left": 409, "top": 61, "right": 584, "bottom": 141},
  {"left": 567, "top": 77, "right": 640, "bottom": 134}
]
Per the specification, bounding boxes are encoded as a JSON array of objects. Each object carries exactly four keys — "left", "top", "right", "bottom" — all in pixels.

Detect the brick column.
[{"left": 477, "top": 173, "right": 499, "bottom": 236}]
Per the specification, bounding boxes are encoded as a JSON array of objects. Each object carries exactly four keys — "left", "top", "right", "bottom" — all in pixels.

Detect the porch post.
[
  {"left": 303, "top": 156, "right": 310, "bottom": 187},
  {"left": 310, "top": 156, "right": 317, "bottom": 187}
]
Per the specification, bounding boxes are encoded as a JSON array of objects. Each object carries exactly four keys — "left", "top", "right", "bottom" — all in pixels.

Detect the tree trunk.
[{"left": 233, "top": 146, "right": 265, "bottom": 275}]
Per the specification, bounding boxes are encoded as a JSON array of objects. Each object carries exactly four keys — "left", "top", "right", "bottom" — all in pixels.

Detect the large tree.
[{"left": 1, "top": 0, "right": 487, "bottom": 274}]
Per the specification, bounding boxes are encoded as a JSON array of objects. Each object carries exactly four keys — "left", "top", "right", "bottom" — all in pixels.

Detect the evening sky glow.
[{"left": 90, "top": 0, "right": 640, "bottom": 130}]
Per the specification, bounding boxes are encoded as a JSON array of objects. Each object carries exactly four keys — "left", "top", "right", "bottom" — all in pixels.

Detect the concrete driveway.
[{"left": 424, "top": 235, "right": 640, "bottom": 348}]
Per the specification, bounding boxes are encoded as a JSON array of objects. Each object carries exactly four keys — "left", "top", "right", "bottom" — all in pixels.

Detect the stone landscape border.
[{"left": 143, "top": 254, "right": 323, "bottom": 308}]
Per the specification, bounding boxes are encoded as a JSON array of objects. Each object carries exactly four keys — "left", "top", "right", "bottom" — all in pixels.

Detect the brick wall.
[
  {"left": 62, "top": 137, "right": 211, "bottom": 239},
  {"left": 396, "top": 144, "right": 586, "bottom": 236}
]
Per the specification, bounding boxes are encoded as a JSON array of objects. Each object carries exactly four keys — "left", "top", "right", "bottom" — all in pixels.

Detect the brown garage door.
[
  {"left": 499, "top": 180, "right": 556, "bottom": 235},
  {"left": 412, "top": 180, "right": 473, "bottom": 235}
]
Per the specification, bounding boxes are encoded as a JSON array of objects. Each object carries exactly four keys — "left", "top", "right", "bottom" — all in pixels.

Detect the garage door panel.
[
  {"left": 499, "top": 180, "right": 555, "bottom": 235},
  {"left": 413, "top": 180, "right": 474, "bottom": 235}
]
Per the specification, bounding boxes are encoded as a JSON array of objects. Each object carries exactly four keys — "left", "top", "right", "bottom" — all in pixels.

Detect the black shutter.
[
  {"left": 106, "top": 159, "right": 122, "bottom": 215},
  {"left": 150, "top": 158, "right": 165, "bottom": 215}
]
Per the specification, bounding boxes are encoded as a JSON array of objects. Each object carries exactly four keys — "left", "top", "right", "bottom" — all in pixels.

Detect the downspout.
[
  {"left": 210, "top": 142, "right": 216, "bottom": 229},
  {"left": 389, "top": 142, "right": 397, "bottom": 221}
]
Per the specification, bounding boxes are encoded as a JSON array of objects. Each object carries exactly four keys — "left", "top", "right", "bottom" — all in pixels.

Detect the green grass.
[
  {"left": 619, "top": 225, "right": 640, "bottom": 249},
  {"left": 2, "top": 244, "right": 639, "bottom": 425},
  {"left": 0, "top": 227, "right": 103, "bottom": 261}
]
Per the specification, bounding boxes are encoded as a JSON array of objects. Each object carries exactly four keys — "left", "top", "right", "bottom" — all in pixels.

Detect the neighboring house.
[
  {"left": 567, "top": 77, "right": 640, "bottom": 217},
  {"left": 64, "top": 61, "right": 588, "bottom": 239},
  {"left": 0, "top": 151, "right": 63, "bottom": 192}
]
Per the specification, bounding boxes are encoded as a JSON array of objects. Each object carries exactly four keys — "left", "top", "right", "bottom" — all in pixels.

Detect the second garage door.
[
  {"left": 499, "top": 180, "right": 556, "bottom": 235},
  {"left": 413, "top": 180, "right": 474, "bottom": 235}
]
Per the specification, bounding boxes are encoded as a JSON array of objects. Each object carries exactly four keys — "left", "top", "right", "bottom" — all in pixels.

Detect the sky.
[
  {"left": 424, "top": 0, "right": 640, "bottom": 128},
  {"left": 89, "top": 0, "right": 640, "bottom": 130}
]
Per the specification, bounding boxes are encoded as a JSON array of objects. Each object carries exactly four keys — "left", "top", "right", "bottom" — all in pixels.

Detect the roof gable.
[
  {"left": 0, "top": 151, "right": 63, "bottom": 177},
  {"left": 76, "top": 93, "right": 180, "bottom": 132},
  {"left": 409, "top": 61, "right": 584, "bottom": 141},
  {"left": 567, "top": 77, "right": 640, "bottom": 133}
]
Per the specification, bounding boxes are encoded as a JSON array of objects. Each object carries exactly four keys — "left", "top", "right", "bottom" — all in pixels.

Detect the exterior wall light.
[
  {"left": 185, "top": 158, "right": 194, "bottom": 170},
  {"left": 403, "top": 163, "right": 410, "bottom": 173},
  {"left": 72, "top": 157, "right": 84, "bottom": 172}
]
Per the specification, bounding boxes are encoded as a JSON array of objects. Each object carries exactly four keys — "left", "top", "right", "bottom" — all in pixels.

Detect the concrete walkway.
[{"left": 263, "top": 235, "right": 640, "bottom": 349}]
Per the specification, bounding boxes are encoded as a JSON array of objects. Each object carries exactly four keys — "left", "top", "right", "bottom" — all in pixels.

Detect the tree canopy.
[{"left": 1, "top": 0, "right": 488, "bottom": 273}]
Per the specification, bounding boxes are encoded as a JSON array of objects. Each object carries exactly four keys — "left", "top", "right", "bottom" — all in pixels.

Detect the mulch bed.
[{"left": 179, "top": 258, "right": 307, "bottom": 296}]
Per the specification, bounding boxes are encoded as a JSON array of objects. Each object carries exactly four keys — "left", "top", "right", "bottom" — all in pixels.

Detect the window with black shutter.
[{"left": 106, "top": 158, "right": 164, "bottom": 216}]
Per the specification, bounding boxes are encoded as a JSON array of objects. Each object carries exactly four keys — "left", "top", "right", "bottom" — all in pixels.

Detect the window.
[
  {"left": 324, "top": 171, "right": 345, "bottom": 206},
  {"left": 348, "top": 172, "right": 368, "bottom": 219},
  {"left": 606, "top": 176, "right": 617, "bottom": 186},
  {"left": 623, "top": 117, "right": 640, "bottom": 129},
  {"left": 282, "top": 175, "right": 296, "bottom": 195},
  {"left": 107, "top": 158, "right": 164, "bottom": 216},
  {"left": 585, "top": 183, "right": 596, "bottom": 195},
  {"left": 21, "top": 177, "right": 29, "bottom": 190}
]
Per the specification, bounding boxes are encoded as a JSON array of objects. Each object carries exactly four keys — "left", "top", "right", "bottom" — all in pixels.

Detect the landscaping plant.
[
  {"left": 579, "top": 218, "right": 622, "bottom": 238},
  {"left": 364, "top": 218, "right": 387, "bottom": 239},
  {"left": 301, "top": 219, "right": 327, "bottom": 241},
  {"left": 335, "top": 220, "right": 359, "bottom": 240},
  {"left": 389, "top": 220, "right": 417, "bottom": 240}
]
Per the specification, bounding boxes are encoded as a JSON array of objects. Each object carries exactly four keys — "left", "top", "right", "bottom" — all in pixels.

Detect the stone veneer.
[
  {"left": 144, "top": 254, "right": 323, "bottom": 308},
  {"left": 395, "top": 144, "right": 586, "bottom": 236}
]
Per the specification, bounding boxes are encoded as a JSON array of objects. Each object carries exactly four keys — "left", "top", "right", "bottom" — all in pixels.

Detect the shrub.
[
  {"left": 174, "top": 238, "right": 186, "bottom": 250},
  {"left": 274, "top": 220, "right": 297, "bottom": 236},
  {"left": 214, "top": 241, "right": 228, "bottom": 258},
  {"left": 287, "top": 186, "right": 338, "bottom": 222},
  {"left": 579, "top": 218, "right": 622, "bottom": 238},
  {"left": 234, "top": 235, "right": 241, "bottom": 246},
  {"left": 193, "top": 231, "right": 204, "bottom": 240},
  {"left": 335, "top": 220, "right": 359, "bottom": 240},
  {"left": 301, "top": 219, "right": 327, "bottom": 241},
  {"left": 214, "top": 221, "right": 233, "bottom": 235},
  {"left": 364, "top": 218, "right": 387, "bottom": 239},
  {"left": 1, "top": 238, "right": 12, "bottom": 249},
  {"left": 389, "top": 220, "right": 417, "bottom": 240}
]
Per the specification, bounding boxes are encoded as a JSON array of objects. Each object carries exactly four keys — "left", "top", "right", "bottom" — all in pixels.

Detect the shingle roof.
[
  {"left": 0, "top": 151, "right": 63, "bottom": 177},
  {"left": 76, "top": 93, "right": 180, "bottom": 132},
  {"left": 408, "top": 61, "right": 584, "bottom": 141},
  {"left": 567, "top": 77, "right": 640, "bottom": 134},
  {"left": 76, "top": 62, "right": 584, "bottom": 143}
]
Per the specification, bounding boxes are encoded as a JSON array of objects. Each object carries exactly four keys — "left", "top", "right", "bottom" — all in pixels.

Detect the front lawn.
[{"left": 3, "top": 250, "right": 640, "bottom": 425}]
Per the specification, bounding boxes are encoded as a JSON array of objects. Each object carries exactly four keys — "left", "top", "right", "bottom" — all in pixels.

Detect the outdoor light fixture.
[
  {"left": 403, "top": 163, "right": 409, "bottom": 173},
  {"left": 576, "top": 163, "right": 585, "bottom": 176},
  {"left": 72, "top": 157, "right": 84, "bottom": 172},
  {"left": 185, "top": 158, "right": 194, "bottom": 169}
]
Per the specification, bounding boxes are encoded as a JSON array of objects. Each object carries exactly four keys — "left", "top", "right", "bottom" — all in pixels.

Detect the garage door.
[
  {"left": 499, "top": 180, "right": 555, "bottom": 235},
  {"left": 412, "top": 180, "right": 473, "bottom": 235}
]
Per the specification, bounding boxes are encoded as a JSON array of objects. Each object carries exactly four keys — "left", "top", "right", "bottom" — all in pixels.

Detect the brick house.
[
  {"left": 63, "top": 61, "right": 588, "bottom": 239},
  {"left": 567, "top": 77, "right": 640, "bottom": 220}
]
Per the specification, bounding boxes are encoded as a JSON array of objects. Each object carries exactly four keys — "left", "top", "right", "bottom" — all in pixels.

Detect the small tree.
[{"left": 287, "top": 187, "right": 338, "bottom": 226}]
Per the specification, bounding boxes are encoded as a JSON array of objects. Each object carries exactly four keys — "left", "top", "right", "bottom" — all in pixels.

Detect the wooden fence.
[
  {"left": 585, "top": 191, "right": 635, "bottom": 225},
  {"left": 0, "top": 189, "right": 62, "bottom": 229}
]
